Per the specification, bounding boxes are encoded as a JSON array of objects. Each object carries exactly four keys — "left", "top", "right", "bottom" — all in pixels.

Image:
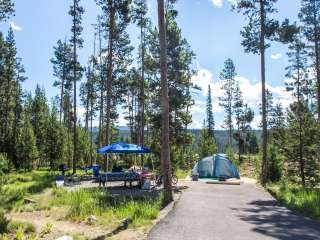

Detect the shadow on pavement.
[{"left": 232, "top": 199, "right": 320, "bottom": 240}]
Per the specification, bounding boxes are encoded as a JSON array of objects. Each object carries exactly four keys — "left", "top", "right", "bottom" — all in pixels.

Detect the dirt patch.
[
  {"left": 240, "top": 177, "right": 257, "bottom": 184},
  {"left": 8, "top": 208, "right": 111, "bottom": 240}
]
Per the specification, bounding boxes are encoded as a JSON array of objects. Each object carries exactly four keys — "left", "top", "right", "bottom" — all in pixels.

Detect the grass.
[
  {"left": 238, "top": 155, "right": 260, "bottom": 179},
  {"left": 175, "top": 169, "right": 190, "bottom": 180},
  {"left": 0, "top": 170, "right": 55, "bottom": 210},
  {"left": 267, "top": 181, "right": 320, "bottom": 220},
  {"left": 50, "top": 188, "right": 162, "bottom": 228},
  {"left": 7, "top": 221, "right": 36, "bottom": 234},
  {"left": 1, "top": 169, "right": 163, "bottom": 232}
]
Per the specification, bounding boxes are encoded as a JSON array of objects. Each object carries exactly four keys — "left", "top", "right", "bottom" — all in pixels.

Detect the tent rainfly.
[{"left": 192, "top": 154, "right": 240, "bottom": 179}]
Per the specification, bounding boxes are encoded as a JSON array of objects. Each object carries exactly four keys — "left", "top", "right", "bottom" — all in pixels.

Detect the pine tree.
[
  {"left": 69, "top": 0, "right": 84, "bottom": 174},
  {"left": 80, "top": 56, "right": 98, "bottom": 165},
  {"left": 0, "top": 0, "right": 14, "bottom": 23},
  {"left": 284, "top": 102, "right": 320, "bottom": 185},
  {"left": 145, "top": 1, "right": 195, "bottom": 173},
  {"left": 233, "top": 80, "right": 244, "bottom": 162},
  {"left": 299, "top": 0, "right": 320, "bottom": 119},
  {"left": 239, "top": 104, "right": 254, "bottom": 159},
  {"left": 285, "top": 31, "right": 309, "bottom": 103},
  {"left": 237, "top": 0, "right": 280, "bottom": 185},
  {"left": 198, "top": 120, "right": 217, "bottom": 159},
  {"left": 17, "top": 110, "right": 38, "bottom": 170},
  {"left": 2, "top": 27, "right": 17, "bottom": 150},
  {"left": 132, "top": 0, "right": 149, "bottom": 147},
  {"left": 95, "top": 0, "right": 133, "bottom": 170},
  {"left": 46, "top": 104, "right": 64, "bottom": 169},
  {"left": 206, "top": 85, "right": 215, "bottom": 139},
  {"left": 0, "top": 27, "right": 25, "bottom": 168},
  {"left": 284, "top": 30, "right": 313, "bottom": 186},
  {"left": 31, "top": 85, "right": 50, "bottom": 167},
  {"left": 219, "top": 58, "right": 236, "bottom": 147},
  {"left": 51, "top": 40, "right": 73, "bottom": 123}
]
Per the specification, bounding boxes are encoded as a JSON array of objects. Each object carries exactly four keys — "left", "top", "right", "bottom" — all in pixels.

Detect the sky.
[{"left": 0, "top": 0, "right": 302, "bottom": 129}]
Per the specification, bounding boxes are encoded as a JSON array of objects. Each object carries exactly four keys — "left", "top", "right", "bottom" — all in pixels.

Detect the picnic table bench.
[{"left": 99, "top": 172, "right": 141, "bottom": 187}]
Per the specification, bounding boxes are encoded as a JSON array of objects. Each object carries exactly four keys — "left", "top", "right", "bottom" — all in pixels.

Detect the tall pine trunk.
[
  {"left": 140, "top": 24, "right": 145, "bottom": 149},
  {"left": 105, "top": 0, "right": 115, "bottom": 171},
  {"left": 72, "top": 0, "right": 78, "bottom": 175},
  {"left": 260, "top": 0, "right": 268, "bottom": 185},
  {"left": 98, "top": 19, "right": 104, "bottom": 148},
  {"left": 60, "top": 66, "right": 65, "bottom": 123},
  {"left": 297, "top": 49, "right": 305, "bottom": 185},
  {"left": 157, "top": 0, "right": 173, "bottom": 204}
]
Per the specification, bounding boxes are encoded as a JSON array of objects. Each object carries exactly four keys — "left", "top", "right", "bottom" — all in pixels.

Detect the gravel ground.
[{"left": 148, "top": 181, "right": 320, "bottom": 240}]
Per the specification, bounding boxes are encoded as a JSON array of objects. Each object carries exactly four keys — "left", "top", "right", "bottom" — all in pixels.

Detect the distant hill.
[{"left": 92, "top": 127, "right": 261, "bottom": 152}]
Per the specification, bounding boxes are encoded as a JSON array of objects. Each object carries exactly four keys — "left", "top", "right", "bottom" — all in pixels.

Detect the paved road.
[{"left": 148, "top": 181, "right": 320, "bottom": 240}]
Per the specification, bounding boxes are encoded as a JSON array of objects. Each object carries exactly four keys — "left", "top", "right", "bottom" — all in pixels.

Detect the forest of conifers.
[{"left": 0, "top": 0, "right": 320, "bottom": 190}]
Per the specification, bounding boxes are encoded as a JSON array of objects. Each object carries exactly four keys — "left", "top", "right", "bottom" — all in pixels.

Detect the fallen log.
[{"left": 206, "top": 180, "right": 241, "bottom": 185}]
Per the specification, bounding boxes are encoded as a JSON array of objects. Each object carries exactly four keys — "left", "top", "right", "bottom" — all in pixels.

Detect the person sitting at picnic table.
[
  {"left": 99, "top": 172, "right": 107, "bottom": 187},
  {"left": 112, "top": 165, "right": 123, "bottom": 173}
]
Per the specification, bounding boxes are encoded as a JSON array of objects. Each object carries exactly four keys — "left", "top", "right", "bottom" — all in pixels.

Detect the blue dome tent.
[{"left": 192, "top": 154, "right": 240, "bottom": 180}]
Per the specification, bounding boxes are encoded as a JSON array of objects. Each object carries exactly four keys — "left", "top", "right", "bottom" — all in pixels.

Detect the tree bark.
[
  {"left": 260, "top": 0, "right": 268, "bottom": 185},
  {"left": 105, "top": 0, "right": 115, "bottom": 171},
  {"left": 157, "top": 0, "right": 173, "bottom": 204},
  {"left": 97, "top": 17, "right": 104, "bottom": 148},
  {"left": 140, "top": 23, "right": 146, "bottom": 151},
  {"left": 313, "top": 0, "right": 320, "bottom": 121},
  {"left": 72, "top": 0, "right": 77, "bottom": 174},
  {"left": 296, "top": 48, "right": 305, "bottom": 185}
]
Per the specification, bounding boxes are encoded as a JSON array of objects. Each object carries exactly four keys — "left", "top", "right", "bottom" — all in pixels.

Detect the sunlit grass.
[
  {"left": 268, "top": 182, "right": 320, "bottom": 220},
  {"left": 175, "top": 169, "right": 190, "bottom": 179},
  {"left": 0, "top": 170, "right": 55, "bottom": 210},
  {"left": 50, "top": 188, "right": 162, "bottom": 227}
]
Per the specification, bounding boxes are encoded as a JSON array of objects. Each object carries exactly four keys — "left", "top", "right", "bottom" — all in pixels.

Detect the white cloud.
[
  {"left": 270, "top": 53, "right": 282, "bottom": 60},
  {"left": 190, "top": 105, "right": 206, "bottom": 114},
  {"left": 10, "top": 21, "right": 22, "bottom": 31},
  {"left": 210, "top": 0, "right": 237, "bottom": 8},
  {"left": 190, "top": 67, "right": 294, "bottom": 129},
  {"left": 191, "top": 68, "right": 214, "bottom": 96},
  {"left": 211, "top": 0, "right": 223, "bottom": 8},
  {"left": 189, "top": 119, "right": 203, "bottom": 129},
  {"left": 116, "top": 114, "right": 127, "bottom": 126}
]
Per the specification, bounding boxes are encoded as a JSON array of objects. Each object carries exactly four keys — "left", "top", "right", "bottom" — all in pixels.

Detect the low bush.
[
  {"left": 7, "top": 221, "right": 36, "bottom": 234},
  {"left": 0, "top": 212, "right": 9, "bottom": 234},
  {"left": 176, "top": 169, "right": 190, "bottom": 179},
  {"left": 40, "top": 223, "right": 53, "bottom": 237}
]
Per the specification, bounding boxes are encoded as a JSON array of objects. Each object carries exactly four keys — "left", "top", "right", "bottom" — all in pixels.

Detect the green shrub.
[
  {"left": 0, "top": 212, "right": 9, "bottom": 234},
  {"left": 0, "top": 233, "right": 9, "bottom": 240},
  {"left": 13, "top": 228, "right": 25, "bottom": 240},
  {"left": 7, "top": 221, "right": 36, "bottom": 234},
  {"left": 0, "top": 154, "right": 9, "bottom": 174},
  {"left": 40, "top": 223, "right": 53, "bottom": 237},
  {"left": 176, "top": 169, "right": 190, "bottom": 179}
]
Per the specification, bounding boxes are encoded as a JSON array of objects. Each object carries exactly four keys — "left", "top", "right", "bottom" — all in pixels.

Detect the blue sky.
[{"left": 0, "top": 0, "right": 301, "bottom": 129}]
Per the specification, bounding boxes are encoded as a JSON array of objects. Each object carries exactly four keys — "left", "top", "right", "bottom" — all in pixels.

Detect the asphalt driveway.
[{"left": 148, "top": 181, "right": 320, "bottom": 240}]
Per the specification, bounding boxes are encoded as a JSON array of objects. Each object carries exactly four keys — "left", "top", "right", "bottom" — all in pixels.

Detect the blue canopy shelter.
[
  {"left": 96, "top": 142, "right": 152, "bottom": 173},
  {"left": 97, "top": 142, "right": 151, "bottom": 154}
]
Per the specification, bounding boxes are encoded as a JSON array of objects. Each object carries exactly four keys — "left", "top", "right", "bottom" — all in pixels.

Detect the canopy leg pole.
[{"left": 106, "top": 153, "right": 109, "bottom": 191}]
